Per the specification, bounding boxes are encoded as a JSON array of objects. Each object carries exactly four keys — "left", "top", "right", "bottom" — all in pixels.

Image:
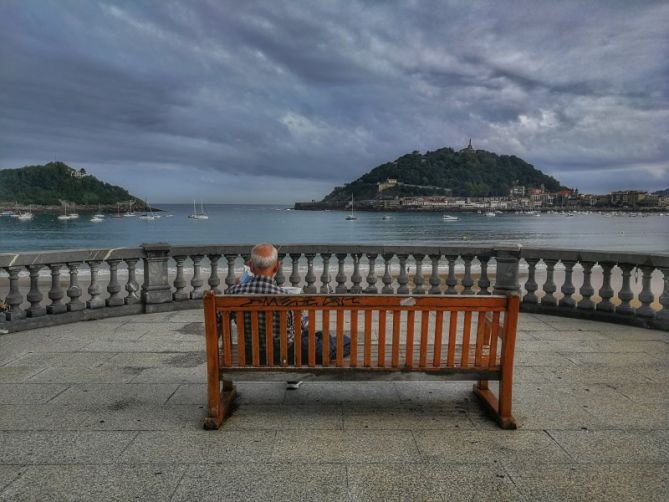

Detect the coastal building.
[
  {"left": 609, "top": 190, "right": 648, "bottom": 206},
  {"left": 377, "top": 177, "right": 398, "bottom": 192}
]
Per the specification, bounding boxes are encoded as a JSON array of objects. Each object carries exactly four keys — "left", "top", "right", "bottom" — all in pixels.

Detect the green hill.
[
  {"left": 0, "top": 162, "right": 143, "bottom": 206},
  {"left": 653, "top": 188, "right": 669, "bottom": 197},
  {"left": 321, "top": 145, "right": 566, "bottom": 202}
]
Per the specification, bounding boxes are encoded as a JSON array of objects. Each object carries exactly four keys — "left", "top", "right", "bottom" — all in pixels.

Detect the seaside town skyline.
[{"left": 1, "top": 1, "right": 668, "bottom": 203}]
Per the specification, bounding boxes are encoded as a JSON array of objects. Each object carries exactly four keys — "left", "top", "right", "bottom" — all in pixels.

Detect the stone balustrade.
[{"left": 0, "top": 243, "right": 667, "bottom": 333}]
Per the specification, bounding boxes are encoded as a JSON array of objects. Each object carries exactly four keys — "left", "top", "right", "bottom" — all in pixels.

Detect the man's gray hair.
[{"left": 250, "top": 243, "right": 278, "bottom": 270}]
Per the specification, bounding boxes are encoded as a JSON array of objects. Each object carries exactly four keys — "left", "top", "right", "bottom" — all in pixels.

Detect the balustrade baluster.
[
  {"left": 207, "top": 254, "right": 222, "bottom": 294},
  {"left": 25, "top": 264, "right": 46, "bottom": 317},
  {"left": 597, "top": 262, "right": 615, "bottom": 312},
  {"left": 173, "top": 256, "right": 188, "bottom": 300},
  {"left": 412, "top": 254, "right": 425, "bottom": 294},
  {"left": 559, "top": 260, "right": 576, "bottom": 308},
  {"left": 396, "top": 254, "right": 409, "bottom": 294},
  {"left": 106, "top": 259, "right": 124, "bottom": 307},
  {"left": 290, "top": 253, "right": 302, "bottom": 288},
  {"left": 636, "top": 266, "right": 656, "bottom": 318},
  {"left": 429, "top": 254, "right": 442, "bottom": 294},
  {"left": 616, "top": 264, "right": 634, "bottom": 315},
  {"left": 381, "top": 254, "right": 394, "bottom": 294},
  {"left": 541, "top": 259, "right": 558, "bottom": 307},
  {"left": 477, "top": 256, "right": 491, "bottom": 295},
  {"left": 445, "top": 255, "right": 458, "bottom": 295},
  {"left": 86, "top": 261, "right": 104, "bottom": 309},
  {"left": 222, "top": 254, "right": 237, "bottom": 293},
  {"left": 45, "top": 263, "right": 67, "bottom": 314},
  {"left": 190, "top": 255, "right": 205, "bottom": 299},
  {"left": 657, "top": 267, "right": 669, "bottom": 323},
  {"left": 319, "top": 253, "right": 331, "bottom": 293},
  {"left": 522, "top": 258, "right": 538, "bottom": 302},
  {"left": 335, "top": 253, "right": 347, "bottom": 293},
  {"left": 275, "top": 253, "right": 286, "bottom": 287},
  {"left": 124, "top": 258, "right": 140, "bottom": 304},
  {"left": 5, "top": 267, "right": 25, "bottom": 320},
  {"left": 365, "top": 253, "right": 378, "bottom": 293},
  {"left": 577, "top": 261, "right": 595, "bottom": 310},
  {"left": 65, "top": 262, "right": 84, "bottom": 311},
  {"left": 461, "top": 256, "right": 474, "bottom": 295},
  {"left": 304, "top": 253, "right": 317, "bottom": 293},
  {"left": 351, "top": 253, "right": 363, "bottom": 294}
]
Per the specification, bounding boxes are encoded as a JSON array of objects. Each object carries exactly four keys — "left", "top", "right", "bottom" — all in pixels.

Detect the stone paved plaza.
[{"left": 0, "top": 310, "right": 667, "bottom": 501}]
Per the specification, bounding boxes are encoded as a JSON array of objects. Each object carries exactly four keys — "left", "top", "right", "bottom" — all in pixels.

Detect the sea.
[{"left": 1, "top": 204, "right": 667, "bottom": 254}]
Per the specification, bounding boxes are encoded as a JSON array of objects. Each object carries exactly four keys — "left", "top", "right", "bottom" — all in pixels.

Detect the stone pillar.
[
  {"left": 523, "top": 258, "right": 539, "bottom": 303},
  {"left": 141, "top": 243, "right": 173, "bottom": 305},
  {"left": 444, "top": 255, "right": 458, "bottom": 295},
  {"left": 351, "top": 253, "right": 363, "bottom": 294},
  {"left": 657, "top": 267, "right": 669, "bottom": 324},
  {"left": 86, "top": 261, "right": 105, "bottom": 309},
  {"left": 381, "top": 254, "right": 394, "bottom": 294},
  {"left": 190, "top": 255, "right": 205, "bottom": 299},
  {"left": 124, "top": 258, "right": 140, "bottom": 304},
  {"left": 4, "top": 267, "right": 25, "bottom": 320},
  {"left": 106, "top": 259, "right": 124, "bottom": 307},
  {"left": 493, "top": 247, "right": 521, "bottom": 296},
  {"left": 541, "top": 258, "right": 558, "bottom": 306},
  {"left": 577, "top": 261, "right": 595, "bottom": 311},
  {"left": 173, "top": 255, "right": 189, "bottom": 300},
  {"left": 26, "top": 264, "right": 46, "bottom": 317},
  {"left": 429, "top": 254, "right": 442, "bottom": 294},
  {"left": 412, "top": 254, "right": 425, "bottom": 294},
  {"left": 207, "top": 254, "right": 222, "bottom": 294},
  {"left": 319, "top": 253, "right": 331, "bottom": 293},
  {"left": 365, "top": 253, "right": 378, "bottom": 294},
  {"left": 477, "top": 256, "right": 491, "bottom": 295},
  {"left": 275, "top": 253, "right": 287, "bottom": 287},
  {"left": 304, "top": 253, "right": 317, "bottom": 293},
  {"left": 289, "top": 253, "right": 302, "bottom": 288},
  {"left": 616, "top": 264, "right": 635, "bottom": 315},
  {"left": 66, "top": 262, "right": 85, "bottom": 311},
  {"left": 558, "top": 260, "right": 576, "bottom": 308},
  {"left": 396, "top": 254, "right": 409, "bottom": 294},
  {"left": 223, "top": 254, "right": 237, "bottom": 293},
  {"left": 46, "top": 263, "right": 67, "bottom": 314},
  {"left": 335, "top": 253, "right": 348, "bottom": 293},
  {"left": 461, "top": 255, "right": 474, "bottom": 295},
  {"left": 596, "top": 262, "right": 615, "bottom": 312},
  {"left": 636, "top": 265, "right": 656, "bottom": 318}
]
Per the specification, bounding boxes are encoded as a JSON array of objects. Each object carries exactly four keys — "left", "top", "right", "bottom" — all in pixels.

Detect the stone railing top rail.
[{"left": 1, "top": 243, "right": 668, "bottom": 269}]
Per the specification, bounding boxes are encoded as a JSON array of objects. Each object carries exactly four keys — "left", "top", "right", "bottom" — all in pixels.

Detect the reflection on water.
[{"left": 1, "top": 204, "right": 667, "bottom": 252}]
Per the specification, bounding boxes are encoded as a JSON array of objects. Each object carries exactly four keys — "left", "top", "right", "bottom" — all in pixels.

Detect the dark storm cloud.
[{"left": 1, "top": 0, "right": 668, "bottom": 203}]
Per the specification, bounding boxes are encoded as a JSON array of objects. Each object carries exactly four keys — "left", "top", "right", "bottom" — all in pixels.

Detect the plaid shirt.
[{"left": 227, "top": 276, "right": 296, "bottom": 345}]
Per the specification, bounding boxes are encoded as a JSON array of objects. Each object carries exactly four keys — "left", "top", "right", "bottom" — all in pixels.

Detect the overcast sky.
[{"left": 1, "top": 1, "right": 668, "bottom": 203}]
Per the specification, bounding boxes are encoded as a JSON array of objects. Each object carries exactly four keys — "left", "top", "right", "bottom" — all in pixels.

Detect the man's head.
[{"left": 249, "top": 243, "right": 279, "bottom": 277}]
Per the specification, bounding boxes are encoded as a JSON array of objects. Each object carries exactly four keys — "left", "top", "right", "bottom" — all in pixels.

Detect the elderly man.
[{"left": 227, "top": 243, "right": 301, "bottom": 388}]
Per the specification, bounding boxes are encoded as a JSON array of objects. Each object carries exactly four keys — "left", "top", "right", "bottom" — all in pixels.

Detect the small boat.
[
  {"left": 69, "top": 203, "right": 79, "bottom": 219},
  {"left": 0, "top": 210, "right": 13, "bottom": 217},
  {"left": 189, "top": 200, "right": 208, "bottom": 220},
  {"left": 58, "top": 203, "right": 73, "bottom": 220},
  {"left": 345, "top": 194, "right": 357, "bottom": 220},
  {"left": 442, "top": 214, "right": 459, "bottom": 221},
  {"left": 382, "top": 215, "right": 391, "bottom": 220},
  {"left": 17, "top": 205, "right": 33, "bottom": 220},
  {"left": 138, "top": 199, "right": 156, "bottom": 220},
  {"left": 90, "top": 217, "right": 104, "bottom": 223},
  {"left": 94, "top": 204, "right": 105, "bottom": 218},
  {"left": 484, "top": 211, "right": 496, "bottom": 217}
]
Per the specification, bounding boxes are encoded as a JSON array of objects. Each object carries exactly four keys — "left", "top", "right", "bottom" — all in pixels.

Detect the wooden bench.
[{"left": 203, "top": 292, "right": 520, "bottom": 430}]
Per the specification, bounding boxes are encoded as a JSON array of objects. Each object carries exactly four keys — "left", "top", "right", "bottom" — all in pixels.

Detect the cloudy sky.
[{"left": 1, "top": 1, "right": 668, "bottom": 203}]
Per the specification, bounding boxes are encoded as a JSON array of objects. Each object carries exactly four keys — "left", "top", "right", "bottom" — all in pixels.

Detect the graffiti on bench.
[{"left": 238, "top": 296, "right": 363, "bottom": 309}]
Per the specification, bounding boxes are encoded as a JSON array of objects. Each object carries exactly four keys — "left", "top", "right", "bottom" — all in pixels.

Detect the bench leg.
[
  {"left": 203, "top": 378, "right": 237, "bottom": 430},
  {"left": 472, "top": 380, "right": 517, "bottom": 430}
]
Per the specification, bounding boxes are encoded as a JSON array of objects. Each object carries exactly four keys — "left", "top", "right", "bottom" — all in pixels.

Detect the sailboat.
[
  {"left": 345, "top": 195, "right": 357, "bottom": 220},
  {"left": 188, "top": 200, "right": 208, "bottom": 220},
  {"left": 138, "top": 199, "right": 156, "bottom": 220},
  {"left": 111, "top": 202, "right": 122, "bottom": 218},
  {"left": 442, "top": 214, "right": 459, "bottom": 221},
  {"left": 124, "top": 201, "right": 136, "bottom": 217},
  {"left": 17, "top": 205, "right": 34, "bottom": 220},
  {"left": 57, "top": 203, "right": 72, "bottom": 220},
  {"left": 94, "top": 204, "right": 105, "bottom": 218},
  {"left": 69, "top": 203, "right": 80, "bottom": 219}
]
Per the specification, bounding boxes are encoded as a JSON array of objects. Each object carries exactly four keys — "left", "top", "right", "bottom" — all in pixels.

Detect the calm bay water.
[{"left": 1, "top": 204, "right": 667, "bottom": 253}]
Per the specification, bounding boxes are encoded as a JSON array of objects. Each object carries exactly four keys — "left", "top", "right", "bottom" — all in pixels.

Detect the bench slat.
[
  {"left": 446, "top": 311, "right": 458, "bottom": 367},
  {"left": 336, "top": 309, "right": 345, "bottom": 367},
  {"left": 392, "top": 310, "right": 401, "bottom": 368},
  {"left": 293, "top": 309, "right": 302, "bottom": 368},
  {"left": 350, "top": 309, "right": 359, "bottom": 367},
  {"left": 364, "top": 310, "right": 372, "bottom": 367},
  {"left": 405, "top": 310, "right": 415, "bottom": 369},
  {"left": 461, "top": 311, "right": 472, "bottom": 367},
  {"left": 279, "top": 311, "right": 288, "bottom": 367},
  {"left": 308, "top": 310, "right": 316, "bottom": 367},
  {"left": 488, "top": 311, "right": 501, "bottom": 369},
  {"left": 433, "top": 310, "right": 444, "bottom": 368},
  {"left": 378, "top": 310, "right": 387, "bottom": 367},
  {"left": 265, "top": 310, "right": 274, "bottom": 367},
  {"left": 419, "top": 310, "right": 429, "bottom": 369}
]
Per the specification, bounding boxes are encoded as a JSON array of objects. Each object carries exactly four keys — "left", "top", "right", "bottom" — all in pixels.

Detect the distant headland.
[
  {"left": 0, "top": 161, "right": 150, "bottom": 213},
  {"left": 295, "top": 143, "right": 669, "bottom": 212}
]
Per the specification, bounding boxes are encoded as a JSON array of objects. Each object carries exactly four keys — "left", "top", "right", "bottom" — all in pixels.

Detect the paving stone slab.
[
  {"left": 343, "top": 403, "right": 475, "bottom": 430},
  {"left": 167, "top": 382, "right": 287, "bottom": 405},
  {"left": 0, "top": 405, "right": 88, "bottom": 431},
  {"left": 4, "top": 351, "right": 116, "bottom": 369},
  {"left": 527, "top": 329, "right": 609, "bottom": 341},
  {"left": 0, "top": 465, "right": 25, "bottom": 494},
  {"left": 102, "top": 351, "right": 205, "bottom": 369},
  {"left": 414, "top": 430, "right": 573, "bottom": 464},
  {"left": 0, "top": 383, "right": 69, "bottom": 404},
  {"left": 0, "top": 431, "right": 137, "bottom": 464},
  {"left": 0, "top": 464, "right": 187, "bottom": 502},
  {"left": 583, "top": 402, "right": 669, "bottom": 429},
  {"left": 50, "top": 383, "right": 180, "bottom": 406},
  {"left": 172, "top": 463, "right": 348, "bottom": 502},
  {"left": 129, "top": 366, "right": 205, "bottom": 384},
  {"left": 548, "top": 429, "right": 669, "bottom": 463},
  {"left": 272, "top": 430, "right": 420, "bottom": 463},
  {"left": 509, "top": 463, "right": 669, "bottom": 502},
  {"left": 119, "top": 430, "right": 276, "bottom": 463},
  {"left": 79, "top": 339, "right": 203, "bottom": 353},
  {"left": 0, "top": 366, "right": 45, "bottom": 383},
  {"left": 613, "top": 382, "right": 669, "bottom": 404},
  {"left": 282, "top": 382, "right": 401, "bottom": 406},
  {"left": 348, "top": 463, "right": 521, "bottom": 502},
  {"left": 26, "top": 366, "right": 140, "bottom": 384},
  {"left": 225, "top": 404, "right": 343, "bottom": 430},
  {"left": 78, "top": 403, "right": 206, "bottom": 431},
  {"left": 560, "top": 351, "right": 666, "bottom": 367}
]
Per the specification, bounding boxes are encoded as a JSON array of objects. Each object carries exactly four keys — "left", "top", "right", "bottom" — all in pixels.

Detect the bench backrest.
[{"left": 204, "top": 293, "right": 519, "bottom": 373}]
